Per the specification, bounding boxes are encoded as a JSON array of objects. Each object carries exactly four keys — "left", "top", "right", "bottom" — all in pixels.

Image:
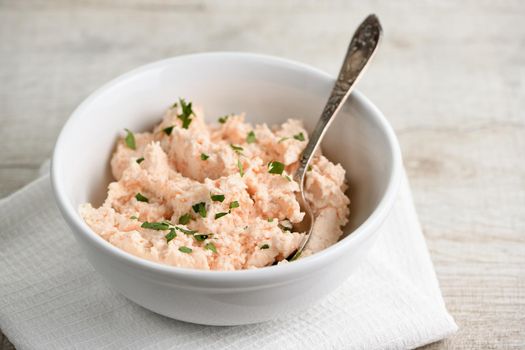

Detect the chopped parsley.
[
  {"left": 135, "top": 193, "right": 149, "bottom": 203},
  {"left": 279, "top": 219, "right": 293, "bottom": 232},
  {"left": 178, "top": 246, "right": 192, "bottom": 254},
  {"left": 278, "top": 137, "right": 289, "bottom": 143},
  {"left": 171, "top": 101, "right": 178, "bottom": 109},
  {"left": 204, "top": 242, "right": 217, "bottom": 253},
  {"left": 130, "top": 215, "right": 138, "bottom": 220},
  {"left": 260, "top": 244, "right": 270, "bottom": 250},
  {"left": 175, "top": 226, "right": 197, "bottom": 235},
  {"left": 124, "top": 129, "right": 136, "bottom": 150},
  {"left": 246, "top": 131, "right": 256, "bottom": 144},
  {"left": 165, "top": 229, "right": 177, "bottom": 242},
  {"left": 178, "top": 213, "right": 191, "bottom": 225},
  {"left": 211, "top": 194, "right": 225, "bottom": 202},
  {"left": 193, "top": 233, "right": 211, "bottom": 242},
  {"left": 136, "top": 157, "right": 144, "bottom": 164},
  {"left": 307, "top": 165, "right": 313, "bottom": 172},
  {"left": 215, "top": 212, "right": 229, "bottom": 219},
  {"left": 200, "top": 153, "right": 209, "bottom": 160},
  {"left": 293, "top": 132, "right": 305, "bottom": 141},
  {"left": 177, "top": 98, "right": 194, "bottom": 129},
  {"left": 268, "top": 161, "right": 285, "bottom": 175},
  {"left": 229, "top": 201, "right": 239, "bottom": 209},
  {"left": 230, "top": 144, "right": 243, "bottom": 153},
  {"left": 163, "top": 125, "right": 174, "bottom": 135},
  {"left": 268, "top": 218, "right": 274, "bottom": 222},
  {"left": 141, "top": 221, "right": 170, "bottom": 230},
  {"left": 218, "top": 115, "right": 229, "bottom": 124},
  {"left": 237, "top": 159, "right": 244, "bottom": 177},
  {"left": 192, "top": 202, "right": 207, "bottom": 218},
  {"left": 285, "top": 175, "right": 292, "bottom": 182}
]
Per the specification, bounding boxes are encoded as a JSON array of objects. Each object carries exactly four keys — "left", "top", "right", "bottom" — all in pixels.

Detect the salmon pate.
[{"left": 80, "top": 99, "right": 350, "bottom": 270}]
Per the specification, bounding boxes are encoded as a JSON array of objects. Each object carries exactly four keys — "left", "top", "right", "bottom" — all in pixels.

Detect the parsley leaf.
[
  {"left": 260, "top": 244, "right": 270, "bottom": 250},
  {"left": 237, "top": 159, "right": 244, "bottom": 177},
  {"left": 141, "top": 221, "right": 170, "bottom": 230},
  {"left": 193, "top": 233, "right": 210, "bottom": 242},
  {"left": 278, "top": 137, "right": 289, "bottom": 143},
  {"left": 307, "top": 165, "right": 313, "bottom": 172},
  {"left": 177, "top": 98, "right": 193, "bottom": 129},
  {"left": 178, "top": 213, "right": 191, "bottom": 225},
  {"left": 218, "top": 115, "right": 229, "bottom": 124},
  {"left": 178, "top": 246, "right": 192, "bottom": 254},
  {"left": 204, "top": 242, "right": 217, "bottom": 253},
  {"left": 215, "top": 212, "right": 229, "bottom": 219},
  {"left": 229, "top": 201, "right": 239, "bottom": 209},
  {"left": 124, "top": 129, "right": 136, "bottom": 150},
  {"left": 135, "top": 193, "right": 149, "bottom": 203},
  {"left": 293, "top": 132, "right": 305, "bottom": 141},
  {"left": 165, "top": 229, "right": 177, "bottom": 242},
  {"left": 192, "top": 202, "right": 207, "bottom": 218},
  {"left": 175, "top": 226, "right": 198, "bottom": 235},
  {"left": 246, "top": 131, "right": 256, "bottom": 144},
  {"left": 230, "top": 144, "right": 243, "bottom": 153},
  {"left": 163, "top": 126, "right": 174, "bottom": 135},
  {"left": 136, "top": 157, "right": 144, "bottom": 164},
  {"left": 200, "top": 153, "right": 209, "bottom": 160},
  {"left": 268, "top": 161, "right": 285, "bottom": 175},
  {"left": 211, "top": 194, "right": 225, "bottom": 202}
]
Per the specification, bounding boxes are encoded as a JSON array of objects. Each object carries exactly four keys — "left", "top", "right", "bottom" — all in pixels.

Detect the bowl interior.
[{"left": 54, "top": 53, "right": 395, "bottom": 245}]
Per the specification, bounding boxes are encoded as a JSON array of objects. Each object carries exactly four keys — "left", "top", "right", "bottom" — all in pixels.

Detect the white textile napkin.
[{"left": 0, "top": 169, "right": 457, "bottom": 350}]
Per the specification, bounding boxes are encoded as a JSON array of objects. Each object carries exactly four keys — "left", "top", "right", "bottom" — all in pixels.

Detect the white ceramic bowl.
[{"left": 51, "top": 52, "right": 402, "bottom": 325}]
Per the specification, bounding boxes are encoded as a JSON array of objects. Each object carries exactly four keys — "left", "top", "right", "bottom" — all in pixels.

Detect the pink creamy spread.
[{"left": 80, "top": 100, "right": 350, "bottom": 270}]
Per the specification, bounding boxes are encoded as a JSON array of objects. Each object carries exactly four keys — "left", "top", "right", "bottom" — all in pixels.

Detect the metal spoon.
[{"left": 289, "top": 14, "right": 383, "bottom": 260}]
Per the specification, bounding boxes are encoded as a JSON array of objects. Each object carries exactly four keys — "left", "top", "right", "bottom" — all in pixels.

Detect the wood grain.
[{"left": 1, "top": 0, "right": 524, "bottom": 348}]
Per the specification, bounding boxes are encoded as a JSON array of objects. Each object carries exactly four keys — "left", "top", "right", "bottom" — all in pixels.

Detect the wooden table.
[{"left": 1, "top": 1, "right": 524, "bottom": 348}]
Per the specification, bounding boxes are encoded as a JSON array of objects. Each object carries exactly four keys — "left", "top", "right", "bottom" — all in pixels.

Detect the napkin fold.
[{"left": 0, "top": 169, "right": 457, "bottom": 350}]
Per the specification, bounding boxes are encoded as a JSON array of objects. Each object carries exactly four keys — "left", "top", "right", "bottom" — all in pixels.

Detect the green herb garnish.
[
  {"left": 141, "top": 221, "right": 170, "bottom": 230},
  {"left": 268, "top": 218, "right": 273, "bottom": 222},
  {"left": 171, "top": 101, "right": 178, "bottom": 108},
  {"left": 200, "top": 153, "right": 209, "bottom": 160},
  {"left": 124, "top": 129, "right": 136, "bottom": 150},
  {"left": 293, "top": 132, "right": 305, "bottom": 141},
  {"left": 237, "top": 159, "right": 244, "bottom": 177},
  {"left": 177, "top": 98, "right": 193, "bottom": 129},
  {"left": 246, "top": 131, "right": 256, "bottom": 144},
  {"left": 260, "top": 244, "right": 270, "bottom": 250},
  {"left": 278, "top": 137, "right": 289, "bottom": 143},
  {"left": 130, "top": 215, "right": 138, "bottom": 220},
  {"left": 136, "top": 157, "right": 144, "bottom": 164},
  {"left": 175, "top": 226, "right": 197, "bottom": 235},
  {"left": 135, "top": 193, "right": 149, "bottom": 203},
  {"left": 178, "top": 213, "right": 191, "bottom": 225},
  {"left": 218, "top": 115, "right": 229, "bottom": 124},
  {"left": 268, "top": 161, "right": 285, "bottom": 175},
  {"left": 192, "top": 202, "right": 207, "bottom": 218},
  {"left": 307, "top": 165, "right": 313, "bottom": 172},
  {"left": 163, "top": 126, "right": 174, "bottom": 136},
  {"left": 215, "top": 212, "right": 229, "bottom": 219},
  {"left": 230, "top": 144, "right": 243, "bottom": 153},
  {"left": 165, "top": 229, "right": 177, "bottom": 242},
  {"left": 285, "top": 175, "right": 292, "bottom": 182},
  {"left": 211, "top": 194, "right": 225, "bottom": 202},
  {"left": 178, "top": 246, "right": 192, "bottom": 254},
  {"left": 204, "top": 242, "right": 217, "bottom": 253},
  {"left": 229, "top": 201, "right": 239, "bottom": 209},
  {"left": 193, "top": 233, "right": 211, "bottom": 242}
]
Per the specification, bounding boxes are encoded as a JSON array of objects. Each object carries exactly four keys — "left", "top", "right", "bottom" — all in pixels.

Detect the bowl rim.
[{"left": 51, "top": 51, "right": 402, "bottom": 284}]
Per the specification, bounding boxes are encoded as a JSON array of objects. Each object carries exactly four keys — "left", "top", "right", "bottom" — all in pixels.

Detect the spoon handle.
[{"left": 294, "top": 14, "right": 382, "bottom": 184}]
